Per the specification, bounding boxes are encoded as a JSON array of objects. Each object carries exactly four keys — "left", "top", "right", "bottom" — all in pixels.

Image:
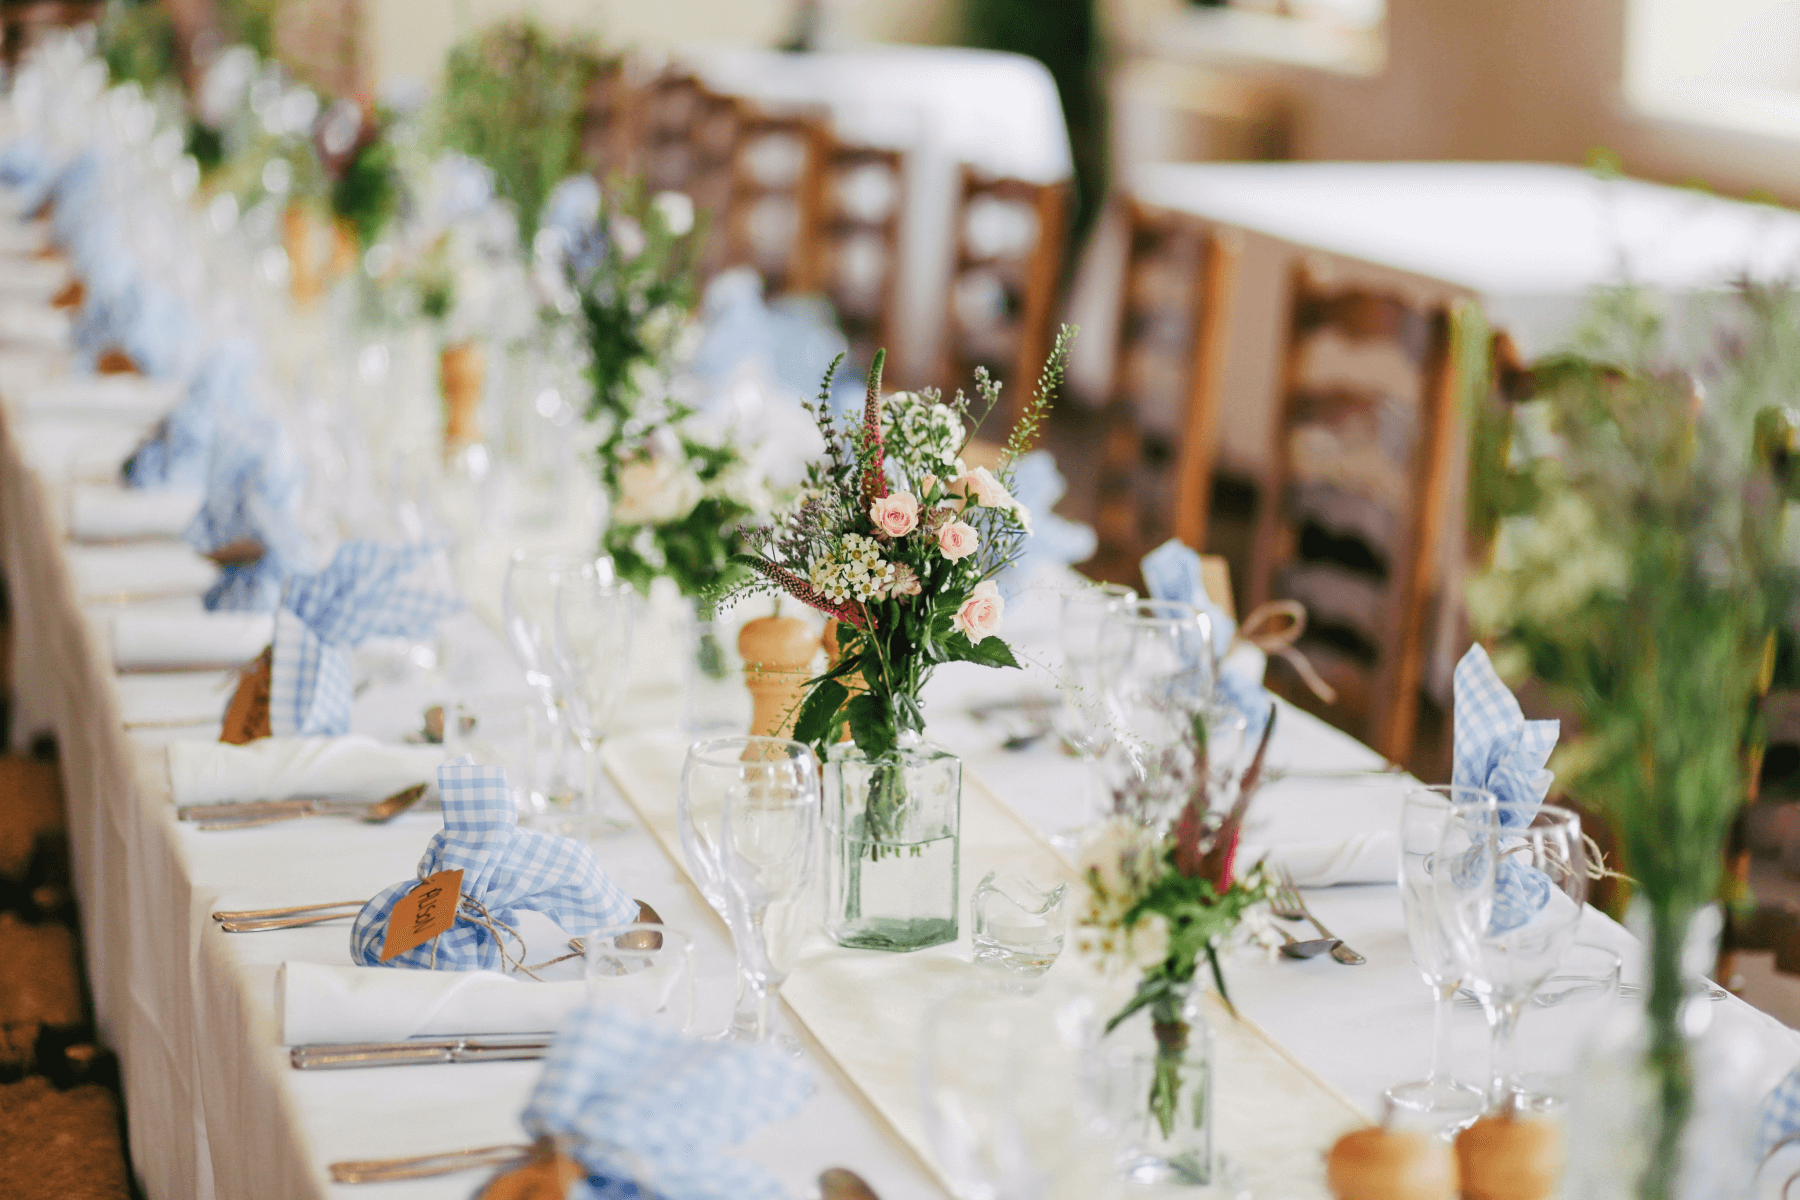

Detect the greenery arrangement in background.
[
  {"left": 571, "top": 183, "right": 751, "bottom": 599},
  {"left": 437, "top": 20, "right": 609, "bottom": 247},
  {"left": 324, "top": 105, "right": 403, "bottom": 249},
  {"left": 1466, "top": 284, "right": 1800, "bottom": 1199},
  {"left": 99, "top": 0, "right": 181, "bottom": 92}
]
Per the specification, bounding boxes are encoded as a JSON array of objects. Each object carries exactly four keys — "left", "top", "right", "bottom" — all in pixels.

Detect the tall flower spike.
[
  {"left": 740, "top": 557, "right": 871, "bottom": 630},
  {"left": 861, "top": 349, "right": 887, "bottom": 511}
]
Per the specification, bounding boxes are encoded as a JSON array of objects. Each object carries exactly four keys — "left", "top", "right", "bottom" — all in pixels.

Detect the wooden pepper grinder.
[
  {"left": 283, "top": 203, "right": 320, "bottom": 306},
  {"left": 739, "top": 613, "right": 818, "bottom": 739},
  {"left": 441, "top": 341, "right": 486, "bottom": 452}
]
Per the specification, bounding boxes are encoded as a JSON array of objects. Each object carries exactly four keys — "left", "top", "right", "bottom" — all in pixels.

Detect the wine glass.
[
  {"left": 1435, "top": 799, "right": 1588, "bottom": 1109},
  {"left": 678, "top": 735, "right": 819, "bottom": 1045},
  {"left": 1095, "top": 600, "right": 1216, "bottom": 830},
  {"left": 553, "top": 559, "right": 635, "bottom": 837},
  {"left": 718, "top": 746, "right": 819, "bottom": 1050},
  {"left": 1383, "top": 785, "right": 1491, "bottom": 1127},
  {"left": 583, "top": 923, "right": 696, "bottom": 1032},
  {"left": 501, "top": 549, "right": 588, "bottom": 812},
  {"left": 1050, "top": 583, "right": 1135, "bottom": 848}
]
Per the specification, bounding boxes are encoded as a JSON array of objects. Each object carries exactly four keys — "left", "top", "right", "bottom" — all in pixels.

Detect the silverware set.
[
  {"left": 211, "top": 899, "right": 366, "bottom": 932},
  {"left": 1453, "top": 980, "right": 1732, "bottom": 1010},
  {"left": 179, "top": 783, "right": 428, "bottom": 831},
  {"left": 330, "top": 1143, "right": 531, "bottom": 1184},
  {"left": 292, "top": 1036, "right": 551, "bottom": 1070},
  {"left": 1270, "top": 865, "right": 1366, "bottom": 965}
]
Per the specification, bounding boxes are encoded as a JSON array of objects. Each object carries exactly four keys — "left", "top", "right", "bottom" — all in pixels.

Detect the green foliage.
[
  {"left": 100, "top": 0, "right": 180, "bottom": 90},
  {"left": 1468, "top": 283, "right": 1800, "bottom": 1199},
  {"left": 330, "top": 119, "right": 402, "bottom": 248},
  {"left": 436, "top": 20, "right": 608, "bottom": 246}
]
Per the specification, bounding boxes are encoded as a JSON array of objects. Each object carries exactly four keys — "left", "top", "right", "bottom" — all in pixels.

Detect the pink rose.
[
  {"left": 869, "top": 491, "right": 920, "bottom": 538},
  {"left": 937, "top": 520, "right": 979, "bottom": 561},
  {"left": 960, "top": 466, "right": 1015, "bottom": 510},
  {"left": 953, "top": 580, "right": 1005, "bottom": 643}
]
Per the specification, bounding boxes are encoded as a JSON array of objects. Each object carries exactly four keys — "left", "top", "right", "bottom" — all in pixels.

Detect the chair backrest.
[
  {"left": 578, "top": 58, "right": 637, "bottom": 182},
  {"left": 791, "top": 131, "right": 905, "bottom": 374},
  {"left": 724, "top": 105, "right": 828, "bottom": 296},
  {"left": 1094, "top": 198, "right": 1237, "bottom": 579},
  {"left": 1248, "top": 268, "right": 1458, "bottom": 762},
  {"left": 629, "top": 72, "right": 742, "bottom": 279},
  {"left": 939, "top": 169, "right": 1069, "bottom": 423}
]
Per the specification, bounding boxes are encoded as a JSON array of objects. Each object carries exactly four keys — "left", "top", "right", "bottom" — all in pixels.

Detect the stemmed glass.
[
  {"left": 1384, "top": 785, "right": 1492, "bottom": 1127},
  {"left": 501, "top": 549, "right": 588, "bottom": 814},
  {"left": 553, "top": 559, "right": 635, "bottom": 837},
  {"left": 1050, "top": 583, "right": 1135, "bottom": 847},
  {"left": 1095, "top": 600, "right": 1216, "bottom": 830},
  {"left": 1435, "top": 799, "right": 1587, "bottom": 1109},
  {"left": 678, "top": 735, "right": 820, "bottom": 1046}
]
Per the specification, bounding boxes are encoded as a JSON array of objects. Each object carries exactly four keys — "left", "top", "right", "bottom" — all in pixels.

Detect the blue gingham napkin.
[
  {"left": 349, "top": 757, "right": 639, "bottom": 972},
  {"left": 125, "top": 339, "right": 256, "bottom": 490},
  {"left": 1141, "top": 538, "right": 1271, "bottom": 736},
  {"left": 522, "top": 1003, "right": 812, "bottom": 1200},
  {"left": 71, "top": 275, "right": 200, "bottom": 380},
  {"left": 1762, "top": 1065, "right": 1800, "bottom": 1158},
  {"left": 269, "top": 541, "right": 460, "bottom": 736},
  {"left": 184, "top": 410, "right": 312, "bottom": 611},
  {"left": 1453, "top": 644, "right": 1559, "bottom": 930},
  {"left": 0, "top": 137, "right": 54, "bottom": 205}
]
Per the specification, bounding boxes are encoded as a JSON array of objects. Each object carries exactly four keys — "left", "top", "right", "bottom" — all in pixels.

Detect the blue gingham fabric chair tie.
[
  {"left": 523, "top": 1003, "right": 812, "bottom": 1200},
  {"left": 1142, "top": 537, "right": 1273, "bottom": 739},
  {"left": 349, "top": 757, "right": 638, "bottom": 972},
  {"left": 1452, "top": 644, "right": 1560, "bottom": 932},
  {"left": 1761, "top": 1063, "right": 1800, "bottom": 1159},
  {"left": 267, "top": 540, "right": 461, "bottom": 736}
]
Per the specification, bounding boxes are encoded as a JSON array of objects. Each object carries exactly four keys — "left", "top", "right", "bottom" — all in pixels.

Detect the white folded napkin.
[
  {"left": 113, "top": 611, "right": 271, "bottom": 671},
  {"left": 168, "top": 736, "right": 445, "bottom": 806},
  {"left": 0, "top": 300, "right": 68, "bottom": 346},
  {"left": 115, "top": 670, "right": 233, "bottom": 729},
  {"left": 1244, "top": 831, "right": 1398, "bottom": 888},
  {"left": 66, "top": 542, "right": 217, "bottom": 602},
  {"left": 16, "top": 376, "right": 179, "bottom": 422},
  {"left": 278, "top": 961, "right": 586, "bottom": 1045},
  {"left": 0, "top": 257, "right": 69, "bottom": 297},
  {"left": 70, "top": 484, "right": 202, "bottom": 542},
  {"left": 0, "top": 224, "right": 47, "bottom": 254}
]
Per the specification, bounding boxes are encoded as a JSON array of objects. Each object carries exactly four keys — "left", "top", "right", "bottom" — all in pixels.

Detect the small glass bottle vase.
[
  {"left": 1093, "top": 981, "right": 1216, "bottom": 1187},
  {"left": 823, "top": 732, "right": 961, "bottom": 952}
]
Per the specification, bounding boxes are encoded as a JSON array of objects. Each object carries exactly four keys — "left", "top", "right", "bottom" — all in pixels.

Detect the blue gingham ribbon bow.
[
  {"left": 350, "top": 757, "right": 639, "bottom": 972},
  {"left": 1453, "top": 644, "right": 1559, "bottom": 931},
  {"left": 183, "top": 409, "right": 312, "bottom": 612},
  {"left": 1141, "top": 538, "right": 1272, "bottom": 737},
  {"left": 522, "top": 1003, "right": 812, "bottom": 1200},
  {"left": 269, "top": 541, "right": 461, "bottom": 737},
  {"left": 126, "top": 339, "right": 257, "bottom": 491}
]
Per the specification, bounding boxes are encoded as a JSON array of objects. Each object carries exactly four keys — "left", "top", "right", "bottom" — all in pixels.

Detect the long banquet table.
[{"left": 5, "top": 295, "right": 1800, "bottom": 1198}]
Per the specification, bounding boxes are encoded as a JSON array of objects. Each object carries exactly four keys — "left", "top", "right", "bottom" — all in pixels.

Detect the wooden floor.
[{"left": 0, "top": 750, "right": 135, "bottom": 1199}]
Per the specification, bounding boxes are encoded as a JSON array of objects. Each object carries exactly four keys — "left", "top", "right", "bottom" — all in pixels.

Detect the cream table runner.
[{"left": 604, "top": 730, "right": 1363, "bottom": 1198}]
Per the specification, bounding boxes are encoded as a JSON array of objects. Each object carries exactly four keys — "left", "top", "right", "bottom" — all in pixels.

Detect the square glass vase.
[{"left": 823, "top": 735, "right": 962, "bottom": 952}]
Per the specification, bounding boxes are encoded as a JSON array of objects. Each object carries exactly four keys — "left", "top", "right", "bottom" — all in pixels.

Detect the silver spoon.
[{"left": 819, "top": 1168, "right": 882, "bottom": 1200}]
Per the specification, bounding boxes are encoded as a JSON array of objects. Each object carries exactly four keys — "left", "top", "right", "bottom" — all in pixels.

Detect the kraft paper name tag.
[
  {"left": 220, "top": 646, "right": 273, "bottom": 745},
  {"left": 381, "top": 869, "right": 464, "bottom": 962}
]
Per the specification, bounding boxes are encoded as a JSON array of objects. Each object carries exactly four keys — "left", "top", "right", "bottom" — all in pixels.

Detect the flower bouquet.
[
  {"left": 1076, "top": 714, "right": 1275, "bottom": 1182},
  {"left": 725, "top": 328, "right": 1074, "bottom": 950}
]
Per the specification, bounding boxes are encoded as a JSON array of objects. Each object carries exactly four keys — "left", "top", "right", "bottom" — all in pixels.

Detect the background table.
[{"left": 684, "top": 44, "right": 1074, "bottom": 387}]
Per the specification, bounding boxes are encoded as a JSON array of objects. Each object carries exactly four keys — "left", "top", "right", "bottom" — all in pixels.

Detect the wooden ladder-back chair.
[
  {"left": 792, "top": 131, "right": 905, "bottom": 377},
  {"left": 578, "top": 58, "right": 637, "bottom": 181},
  {"left": 724, "top": 106, "right": 828, "bottom": 296},
  {"left": 939, "top": 169, "right": 1070, "bottom": 425},
  {"left": 1247, "top": 268, "right": 1458, "bottom": 764},
  {"left": 629, "top": 72, "right": 743, "bottom": 280},
  {"left": 1094, "top": 198, "right": 1238, "bottom": 583}
]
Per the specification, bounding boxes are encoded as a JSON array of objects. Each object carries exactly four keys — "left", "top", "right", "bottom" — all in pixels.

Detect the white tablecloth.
[
  {"left": 684, "top": 44, "right": 1074, "bottom": 386},
  {"left": 6, "top": 352, "right": 1800, "bottom": 1198}
]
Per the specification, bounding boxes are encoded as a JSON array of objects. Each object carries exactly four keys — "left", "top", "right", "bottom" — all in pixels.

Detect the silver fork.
[
  {"left": 1270, "top": 866, "right": 1365, "bottom": 965},
  {"left": 329, "top": 1143, "right": 530, "bottom": 1184}
]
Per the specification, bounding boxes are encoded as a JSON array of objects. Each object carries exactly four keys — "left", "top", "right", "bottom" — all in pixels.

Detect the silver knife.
[
  {"left": 178, "top": 797, "right": 343, "bottom": 822},
  {"left": 290, "top": 1036, "right": 552, "bottom": 1070}
]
